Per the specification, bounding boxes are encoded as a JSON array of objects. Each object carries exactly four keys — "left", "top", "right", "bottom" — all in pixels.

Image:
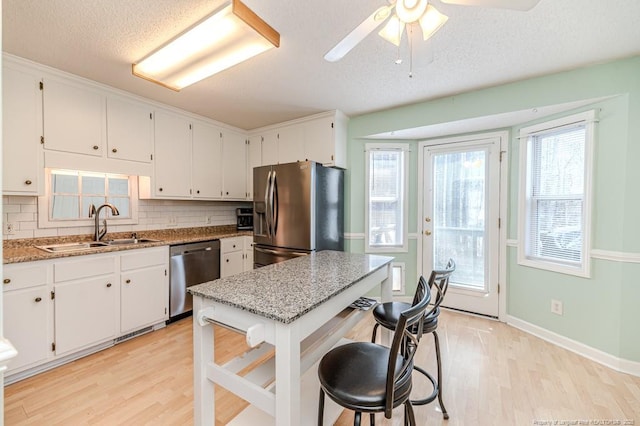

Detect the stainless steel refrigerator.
[{"left": 253, "top": 161, "right": 344, "bottom": 267}]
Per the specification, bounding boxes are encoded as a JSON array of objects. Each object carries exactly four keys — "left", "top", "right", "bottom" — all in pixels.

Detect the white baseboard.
[{"left": 507, "top": 315, "right": 640, "bottom": 377}]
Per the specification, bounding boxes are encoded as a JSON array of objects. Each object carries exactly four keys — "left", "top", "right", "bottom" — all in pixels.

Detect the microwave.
[{"left": 236, "top": 208, "right": 253, "bottom": 230}]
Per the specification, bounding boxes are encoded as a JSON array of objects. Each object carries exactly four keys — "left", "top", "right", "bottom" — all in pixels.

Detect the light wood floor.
[{"left": 5, "top": 310, "right": 640, "bottom": 425}]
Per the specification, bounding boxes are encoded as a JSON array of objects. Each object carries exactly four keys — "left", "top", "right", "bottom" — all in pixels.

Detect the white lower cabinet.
[
  {"left": 120, "top": 247, "right": 169, "bottom": 334},
  {"left": 53, "top": 254, "right": 119, "bottom": 356},
  {"left": 4, "top": 246, "right": 169, "bottom": 381},
  {"left": 54, "top": 273, "right": 118, "bottom": 356},
  {"left": 3, "top": 262, "right": 51, "bottom": 374},
  {"left": 221, "top": 236, "right": 254, "bottom": 277}
]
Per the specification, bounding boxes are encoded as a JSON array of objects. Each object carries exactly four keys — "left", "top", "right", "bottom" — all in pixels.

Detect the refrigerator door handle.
[
  {"left": 268, "top": 170, "right": 276, "bottom": 237},
  {"left": 255, "top": 247, "right": 309, "bottom": 257},
  {"left": 272, "top": 171, "right": 279, "bottom": 236},
  {"left": 264, "top": 170, "right": 272, "bottom": 238}
]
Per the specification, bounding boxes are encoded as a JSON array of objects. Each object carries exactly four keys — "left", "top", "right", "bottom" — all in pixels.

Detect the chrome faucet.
[{"left": 89, "top": 203, "right": 120, "bottom": 241}]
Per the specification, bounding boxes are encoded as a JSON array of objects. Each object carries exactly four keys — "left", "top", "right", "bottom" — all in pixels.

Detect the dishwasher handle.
[{"left": 181, "top": 247, "right": 213, "bottom": 255}]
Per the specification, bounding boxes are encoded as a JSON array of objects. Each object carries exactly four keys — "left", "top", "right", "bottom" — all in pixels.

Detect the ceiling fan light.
[
  {"left": 418, "top": 5, "right": 449, "bottom": 40},
  {"left": 396, "top": 0, "right": 429, "bottom": 23},
  {"left": 132, "top": 0, "right": 279, "bottom": 91},
  {"left": 378, "top": 15, "right": 405, "bottom": 46}
]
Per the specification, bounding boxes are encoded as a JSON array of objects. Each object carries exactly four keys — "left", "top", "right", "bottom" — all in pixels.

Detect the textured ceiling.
[{"left": 3, "top": 0, "right": 640, "bottom": 131}]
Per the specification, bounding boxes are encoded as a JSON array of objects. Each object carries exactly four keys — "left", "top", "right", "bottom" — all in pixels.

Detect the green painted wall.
[{"left": 345, "top": 55, "right": 640, "bottom": 362}]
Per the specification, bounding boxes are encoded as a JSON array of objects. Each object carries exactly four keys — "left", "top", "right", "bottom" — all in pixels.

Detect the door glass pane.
[{"left": 432, "top": 150, "right": 487, "bottom": 291}]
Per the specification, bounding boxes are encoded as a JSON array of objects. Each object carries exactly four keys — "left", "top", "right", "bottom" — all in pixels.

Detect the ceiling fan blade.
[
  {"left": 324, "top": 5, "right": 393, "bottom": 62},
  {"left": 440, "top": 0, "right": 541, "bottom": 11}
]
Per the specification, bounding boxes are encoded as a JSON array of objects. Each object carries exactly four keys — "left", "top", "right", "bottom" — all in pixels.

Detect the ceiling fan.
[{"left": 324, "top": 0, "right": 541, "bottom": 62}]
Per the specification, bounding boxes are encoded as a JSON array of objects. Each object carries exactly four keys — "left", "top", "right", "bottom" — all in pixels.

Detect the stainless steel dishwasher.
[{"left": 169, "top": 240, "right": 220, "bottom": 321}]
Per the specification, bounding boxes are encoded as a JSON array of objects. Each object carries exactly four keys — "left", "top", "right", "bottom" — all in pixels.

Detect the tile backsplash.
[{"left": 2, "top": 195, "right": 250, "bottom": 240}]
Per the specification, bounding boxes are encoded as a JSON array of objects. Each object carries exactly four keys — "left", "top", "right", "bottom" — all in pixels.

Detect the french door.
[{"left": 422, "top": 137, "right": 501, "bottom": 317}]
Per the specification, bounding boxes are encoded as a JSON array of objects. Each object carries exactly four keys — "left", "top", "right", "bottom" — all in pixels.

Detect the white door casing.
[{"left": 419, "top": 132, "right": 507, "bottom": 318}]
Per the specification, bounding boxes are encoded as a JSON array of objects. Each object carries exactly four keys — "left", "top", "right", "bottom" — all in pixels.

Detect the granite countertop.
[
  {"left": 3, "top": 225, "right": 252, "bottom": 264},
  {"left": 188, "top": 250, "right": 393, "bottom": 324}
]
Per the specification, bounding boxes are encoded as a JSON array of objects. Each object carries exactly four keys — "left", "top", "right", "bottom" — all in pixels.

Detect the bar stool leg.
[
  {"left": 354, "top": 411, "right": 361, "bottom": 426},
  {"left": 318, "top": 388, "right": 325, "bottom": 425},
  {"left": 433, "top": 330, "right": 449, "bottom": 419},
  {"left": 369, "top": 412, "right": 375, "bottom": 425},
  {"left": 371, "top": 323, "right": 379, "bottom": 343}
]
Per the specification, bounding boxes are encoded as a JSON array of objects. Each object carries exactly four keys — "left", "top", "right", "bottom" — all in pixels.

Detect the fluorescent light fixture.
[{"left": 132, "top": 0, "right": 280, "bottom": 91}]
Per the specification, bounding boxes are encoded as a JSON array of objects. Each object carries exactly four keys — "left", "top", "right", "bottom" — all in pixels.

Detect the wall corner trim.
[{"left": 506, "top": 315, "right": 640, "bottom": 377}]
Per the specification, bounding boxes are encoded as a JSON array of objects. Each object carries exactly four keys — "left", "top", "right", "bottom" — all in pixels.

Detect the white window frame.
[
  {"left": 517, "top": 110, "right": 595, "bottom": 277},
  {"left": 365, "top": 143, "right": 409, "bottom": 253},
  {"left": 38, "top": 168, "right": 139, "bottom": 229}
]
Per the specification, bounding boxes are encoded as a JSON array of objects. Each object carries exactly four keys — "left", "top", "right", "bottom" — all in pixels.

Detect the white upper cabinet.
[
  {"left": 277, "top": 125, "right": 304, "bottom": 164},
  {"left": 153, "top": 110, "right": 192, "bottom": 198},
  {"left": 249, "top": 110, "right": 348, "bottom": 169},
  {"left": 247, "top": 135, "right": 262, "bottom": 200},
  {"left": 261, "top": 131, "right": 279, "bottom": 166},
  {"left": 222, "top": 130, "right": 248, "bottom": 200},
  {"left": 106, "top": 97, "right": 153, "bottom": 163},
  {"left": 42, "top": 77, "right": 106, "bottom": 156},
  {"left": 2, "top": 63, "right": 44, "bottom": 195},
  {"left": 192, "top": 121, "right": 223, "bottom": 199},
  {"left": 302, "top": 111, "right": 348, "bottom": 169}
]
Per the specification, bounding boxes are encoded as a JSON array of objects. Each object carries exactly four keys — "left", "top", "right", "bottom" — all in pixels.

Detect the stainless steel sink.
[
  {"left": 103, "top": 238, "right": 161, "bottom": 245},
  {"left": 35, "top": 241, "right": 109, "bottom": 253}
]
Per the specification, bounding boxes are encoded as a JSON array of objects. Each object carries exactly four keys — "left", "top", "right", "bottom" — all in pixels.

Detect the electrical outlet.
[
  {"left": 205, "top": 216, "right": 211, "bottom": 224},
  {"left": 551, "top": 299, "right": 563, "bottom": 316},
  {"left": 4, "top": 222, "right": 15, "bottom": 235},
  {"left": 167, "top": 216, "right": 177, "bottom": 227}
]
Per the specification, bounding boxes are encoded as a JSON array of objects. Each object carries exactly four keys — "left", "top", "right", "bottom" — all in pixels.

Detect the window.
[
  {"left": 39, "top": 169, "right": 138, "bottom": 228},
  {"left": 365, "top": 143, "right": 409, "bottom": 252},
  {"left": 518, "top": 111, "right": 595, "bottom": 277}
]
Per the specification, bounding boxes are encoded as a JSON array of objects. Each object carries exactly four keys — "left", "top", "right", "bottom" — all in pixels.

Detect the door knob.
[
  {"left": 35, "top": 297, "right": 42, "bottom": 302},
  {"left": 424, "top": 230, "right": 432, "bottom": 236},
  {"left": 112, "top": 148, "right": 118, "bottom": 153},
  {"left": 126, "top": 279, "right": 131, "bottom": 284},
  {"left": 425, "top": 217, "right": 431, "bottom": 222}
]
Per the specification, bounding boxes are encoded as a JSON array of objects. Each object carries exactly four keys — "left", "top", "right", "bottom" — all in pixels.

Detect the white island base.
[{"left": 190, "top": 251, "right": 393, "bottom": 426}]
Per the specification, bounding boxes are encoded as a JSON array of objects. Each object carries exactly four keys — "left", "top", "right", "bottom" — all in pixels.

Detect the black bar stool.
[
  {"left": 371, "top": 259, "right": 455, "bottom": 419},
  {"left": 317, "top": 277, "right": 434, "bottom": 426}
]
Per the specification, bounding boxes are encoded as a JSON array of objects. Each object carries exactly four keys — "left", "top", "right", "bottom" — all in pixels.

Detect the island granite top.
[{"left": 188, "top": 250, "right": 393, "bottom": 324}]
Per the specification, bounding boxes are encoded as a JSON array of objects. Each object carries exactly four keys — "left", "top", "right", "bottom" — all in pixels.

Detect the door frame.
[{"left": 417, "top": 131, "right": 509, "bottom": 321}]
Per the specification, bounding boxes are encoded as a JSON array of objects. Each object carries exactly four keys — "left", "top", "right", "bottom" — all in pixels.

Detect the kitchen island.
[{"left": 188, "top": 250, "right": 394, "bottom": 426}]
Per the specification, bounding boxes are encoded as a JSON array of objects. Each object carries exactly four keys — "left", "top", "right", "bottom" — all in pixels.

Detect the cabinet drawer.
[
  {"left": 120, "top": 246, "right": 168, "bottom": 271},
  {"left": 54, "top": 255, "right": 117, "bottom": 282},
  {"left": 3, "top": 263, "right": 48, "bottom": 291},
  {"left": 221, "top": 237, "right": 243, "bottom": 253}
]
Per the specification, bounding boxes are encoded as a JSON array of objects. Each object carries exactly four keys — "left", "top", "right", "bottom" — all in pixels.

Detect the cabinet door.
[
  {"left": 3, "top": 287, "right": 51, "bottom": 373},
  {"left": 153, "top": 110, "right": 192, "bottom": 198},
  {"left": 222, "top": 130, "right": 247, "bottom": 199},
  {"left": 221, "top": 251, "right": 244, "bottom": 277},
  {"left": 261, "top": 132, "right": 279, "bottom": 166},
  {"left": 192, "top": 122, "right": 223, "bottom": 199},
  {"left": 243, "top": 236, "right": 254, "bottom": 271},
  {"left": 2, "top": 65, "right": 43, "bottom": 195},
  {"left": 54, "top": 274, "right": 118, "bottom": 355},
  {"left": 106, "top": 97, "right": 153, "bottom": 163},
  {"left": 42, "top": 78, "right": 105, "bottom": 156},
  {"left": 121, "top": 265, "right": 168, "bottom": 333},
  {"left": 303, "top": 115, "right": 335, "bottom": 166},
  {"left": 247, "top": 136, "right": 262, "bottom": 200},
  {"left": 277, "top": 125, "right": 304, "bottom": 164}
]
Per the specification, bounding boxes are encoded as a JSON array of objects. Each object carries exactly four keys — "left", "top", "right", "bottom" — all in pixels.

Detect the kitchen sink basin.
[
  {"left": 35, "top": 241, "right": 109, "bottom": 253},
  {"left": 103, "top": 238, "right": 161, "bottom": 245}
]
